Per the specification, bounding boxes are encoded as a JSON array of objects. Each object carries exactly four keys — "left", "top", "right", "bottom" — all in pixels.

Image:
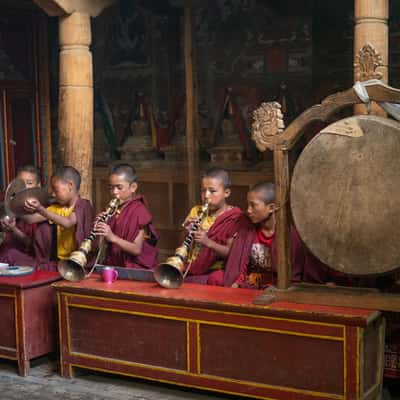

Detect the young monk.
[
  {"left": 94, "top": 164, "right": 158, "bottom": 269},
  {"left": 24, "top": 166, "right": 94, "bottom": 271},
  {"left": 0, "top": 165, "right": 41, "bottom": 265},
  {"left": 183, "top": 168, "right": 243, "bottom": 285},
  {"left": 224, "top": 182, "right": 330, "bottom": 289}
]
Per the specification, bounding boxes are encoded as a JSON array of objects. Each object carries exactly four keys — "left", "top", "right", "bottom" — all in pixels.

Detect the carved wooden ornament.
[
  {"left": 251, "top": 101, "right": 285, "bottom": 151},
  {"left": 354, "top": 43, "right": 383, "bottom": 82}
]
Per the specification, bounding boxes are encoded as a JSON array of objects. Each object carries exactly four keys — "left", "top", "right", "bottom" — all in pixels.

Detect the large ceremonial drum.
[{"left": 291, "top": 115, "right": 400, "bottom": 275}]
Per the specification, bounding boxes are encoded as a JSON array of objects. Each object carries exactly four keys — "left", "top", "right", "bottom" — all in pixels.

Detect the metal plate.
[
  {"left": 291, "top": 115, "right": 400, "bottom": 275},
  {"left": 0, "top": 266, "right": 35, "bottom": 277}
]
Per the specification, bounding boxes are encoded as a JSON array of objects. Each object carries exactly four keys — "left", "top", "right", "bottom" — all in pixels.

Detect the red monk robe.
[
  {"left": 223, "top": 216, "right": 330, "bottom": 289},
  {"left": 33, "top": 197, "right": 94, "bottom": 271},
  {"left": 185, "top": 206, "right": 243, "bottom": 285},
  {"left": 0, "top": 220, "right": 36, "bottom": 266},
  {"left": 104, "top": 195, "right": 159, "bottom": 269}
]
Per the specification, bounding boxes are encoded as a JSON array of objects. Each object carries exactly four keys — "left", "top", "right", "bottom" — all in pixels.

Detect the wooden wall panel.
[{"left": 93, "top": 166, "right": 273, "bottom": 256}]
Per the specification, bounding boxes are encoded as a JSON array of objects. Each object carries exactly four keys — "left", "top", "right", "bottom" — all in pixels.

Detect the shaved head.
[
  {"left": 52, "top": 166, "right": 81, "bottom": 190},
  {"left": 202, "top": 167, "right": 231, "bottom": 189},
  {"left": 249, "top": 182, "right": 275, "bottom": 204},
  {"left": 110, "top": 164, "right": 138, "bottom": 184}
]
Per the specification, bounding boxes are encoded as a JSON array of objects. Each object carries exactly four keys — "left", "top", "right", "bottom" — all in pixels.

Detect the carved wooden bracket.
[
  {"left": 354, "top": 42, "right": 383, "bottom": 81},
  {"left": 253, "top": 81, "right": 400, "bottom": 152},
  {"left": 251, "top": 102, "right": 285, "bottom": 151}
]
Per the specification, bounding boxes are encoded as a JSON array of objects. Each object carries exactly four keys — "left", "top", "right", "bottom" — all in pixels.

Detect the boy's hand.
[
  {"left": 24, "top": 199, "right": 44, "bottom": 213},
  {"left": 94, "top": 211, "right": 107, "bottom": 224},
  {"left": 182, "top": 217, "right": 198, "bottom": 233},
  {"left": 193, "top": 228, "right": 210, "bottom": 246},
  {"left": 0, "top": 216, "right": 16, "bottom": 231},
  {"left": 94, "top": 221, "right": 115, "bottom": 242}
]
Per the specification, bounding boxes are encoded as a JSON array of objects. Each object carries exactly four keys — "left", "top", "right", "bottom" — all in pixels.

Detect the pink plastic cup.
[{"left": 102, "top": 267, "right": 118, "bottom": 284}]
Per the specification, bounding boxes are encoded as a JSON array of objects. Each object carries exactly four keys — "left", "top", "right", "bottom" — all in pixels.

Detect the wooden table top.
[
  {"left": 0, "top": 270, "right": 61, "bottom": 289},
  {"left": 53, "top": 275, "right": 380, "bottom": 326}
]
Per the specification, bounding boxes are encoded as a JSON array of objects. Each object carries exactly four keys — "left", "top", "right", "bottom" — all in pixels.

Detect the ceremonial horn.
[
  {"left": 153, "top": 201, "right": 209, "bottom": 289},
  {"left": 57, "top": 198, "right": 120, "bottom": 282}
]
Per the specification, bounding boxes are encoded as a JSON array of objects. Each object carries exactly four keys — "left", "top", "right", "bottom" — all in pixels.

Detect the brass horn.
[
  {"left": 57, "top": 198, "right": 120, "bottom": 282},
  {"left": 153, "top": 201, "right": 209, "bottom": 289}
]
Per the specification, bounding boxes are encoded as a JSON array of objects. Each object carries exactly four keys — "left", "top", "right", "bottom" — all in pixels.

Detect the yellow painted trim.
[
  {"left": 57, "top": 292, "right": 64, "bottom": 377},
  {"left": 186, "top": 322, "right": 190, "bottom": 372},
  {"left": 0, "top": 354, "right": 17, "bottom": 361},
  {"left": 356, "top": 328, "right": 360, "bottom": 400},
  {"left": 65, "top": 296, "right": 71, "bottom": 355},
  {"left": 20, "top": 291, "right": 26, "bottom": 360},
  {"left": 343, "top": 329, "right": 347, "bottom": 399},
  {"left": 0, "top": 292, "right": 16, "bottom": 298},
  {"left": 70, "top": 351, "right": 188, "bottom": 374},
  {"left": 0, "top": 345, "right": 17, "bottom": 352},
  {"left": 61, "top": 292, "right": 345, "bottom": 330},
  {"left": 14, "top": 293, "right": 19, "bottom": 356},
  {"left": 196, "top": 322, "right": 200, "bottom": 374},
  {"left": 68, "top": 361, "right": 343, "bottom": 400},
  {"left": 68, "top": 303, "right": 344, "bottom": 342}
]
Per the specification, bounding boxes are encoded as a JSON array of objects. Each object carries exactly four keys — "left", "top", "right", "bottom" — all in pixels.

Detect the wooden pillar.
[
  {"left": 58, "top": 11, "right": 93, "bottom": 200},
  {"left": 274, "top": 150, "right": 291, "bottom": 290},
  {"left": 354, "top": 0, "right": 388, "bottom": 115},
  {"left": 184, "top": 2, "right": 200, "bottom": 206}
]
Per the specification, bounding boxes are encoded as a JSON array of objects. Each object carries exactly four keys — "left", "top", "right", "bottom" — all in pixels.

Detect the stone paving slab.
[
  {"left": 1, "top": 356, "right": 399, "bottom": 400},
  {"left": 0, "top": 357, "right": 230, "bottom": 400}
]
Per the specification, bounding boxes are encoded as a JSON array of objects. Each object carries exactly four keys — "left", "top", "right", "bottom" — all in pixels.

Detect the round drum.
[{"left": 291, "top": 115, "right": 400, "bottom": 275}]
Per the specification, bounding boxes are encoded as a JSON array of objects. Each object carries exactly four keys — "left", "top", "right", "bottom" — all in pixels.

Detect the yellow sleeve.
[{"left": 183, "top": 205, "right": 202, "bottom": 226}]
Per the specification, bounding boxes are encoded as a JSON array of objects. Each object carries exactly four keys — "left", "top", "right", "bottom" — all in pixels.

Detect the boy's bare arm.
[
  {"left": 1, "top": 218, "right": 32, "bottom": 248},
  {"left": 24, "top": 199, "right": 77, "bottom": 228},
  {"left": 110, "top": 229, "right": 144, "bottom": 256},
  {"left": 94, "top": 222, "right": 144, "bottom": 256},
  {"left": 20, "top": 213, "right": 47, "bottom": 224},
  {"left": 39, "top": 208, "right": 77, "bottom": 229},
  {"left": 194, "top": 231, "right": 234, "bottom": 259}
]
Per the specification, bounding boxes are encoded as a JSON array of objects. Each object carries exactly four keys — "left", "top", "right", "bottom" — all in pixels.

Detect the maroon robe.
[
  {"left": 185, "top": 206, "right": 243, "bottom": 285},
  {"left": 223, "top": 216, "right": 330, "bottom": 288},
  {"left": 33, "top": 197, "right": 94, "bottom": 271},
  {"left": 0, "top": 220, "right": 36, "bottom": 266},
  {"left": 104, "top": 195, "right": 158, "bottom": 269}
]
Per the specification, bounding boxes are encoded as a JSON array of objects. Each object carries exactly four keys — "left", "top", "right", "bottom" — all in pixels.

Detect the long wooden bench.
[{"left": 54, "top": 276, "right": 384, "bottom": 400}]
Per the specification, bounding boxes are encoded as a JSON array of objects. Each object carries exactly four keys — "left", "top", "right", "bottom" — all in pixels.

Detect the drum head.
[{"left": 291, "top": 115, "right": 400, "bottom": 275}]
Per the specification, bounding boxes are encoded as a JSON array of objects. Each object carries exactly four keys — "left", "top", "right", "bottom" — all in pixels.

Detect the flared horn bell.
[
  {"left": 57, "top": 250, "right": 88, "bottom": 282},
  {"left": 153, "top": 256, "right": 185, "bottom": 289}
]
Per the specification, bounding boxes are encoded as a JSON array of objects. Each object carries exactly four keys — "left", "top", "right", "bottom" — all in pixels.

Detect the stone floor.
[
  {"left": 0, "top": 356, "right": 399, "bottom": 400},
  {"left": 0, "top": 356, "right": 230, "bottom": 400}
]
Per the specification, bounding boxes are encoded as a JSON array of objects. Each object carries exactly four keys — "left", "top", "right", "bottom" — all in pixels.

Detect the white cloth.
[{"left": 353, "top": 79, "right": 400, "bottom": 121}]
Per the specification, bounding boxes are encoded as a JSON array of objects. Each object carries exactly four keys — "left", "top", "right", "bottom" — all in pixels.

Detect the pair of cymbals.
[{"left": 4, "top": 178, "right": 49, "bottom": 217}]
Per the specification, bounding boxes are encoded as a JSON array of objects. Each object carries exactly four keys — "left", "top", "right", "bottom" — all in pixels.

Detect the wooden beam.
[
  {"left": 33, "top": 0, "right": 116, "bottom": 17},
  {"left": 254, "top": 283, "right": 400, "bottom": 312},
  {"left": 184, "top": 2, "right": 200, "bottom": 206},
  {"left": 33, "top": 0, "right": 73, "bottom": 16}
]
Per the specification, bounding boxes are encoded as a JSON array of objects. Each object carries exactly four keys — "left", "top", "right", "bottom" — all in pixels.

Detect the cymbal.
[
  {"left": 5, "top": 178, "right": 49, "bottom": 217},
  {"left": 4, "top": 179, "right": 24, "bottom": 217}
]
